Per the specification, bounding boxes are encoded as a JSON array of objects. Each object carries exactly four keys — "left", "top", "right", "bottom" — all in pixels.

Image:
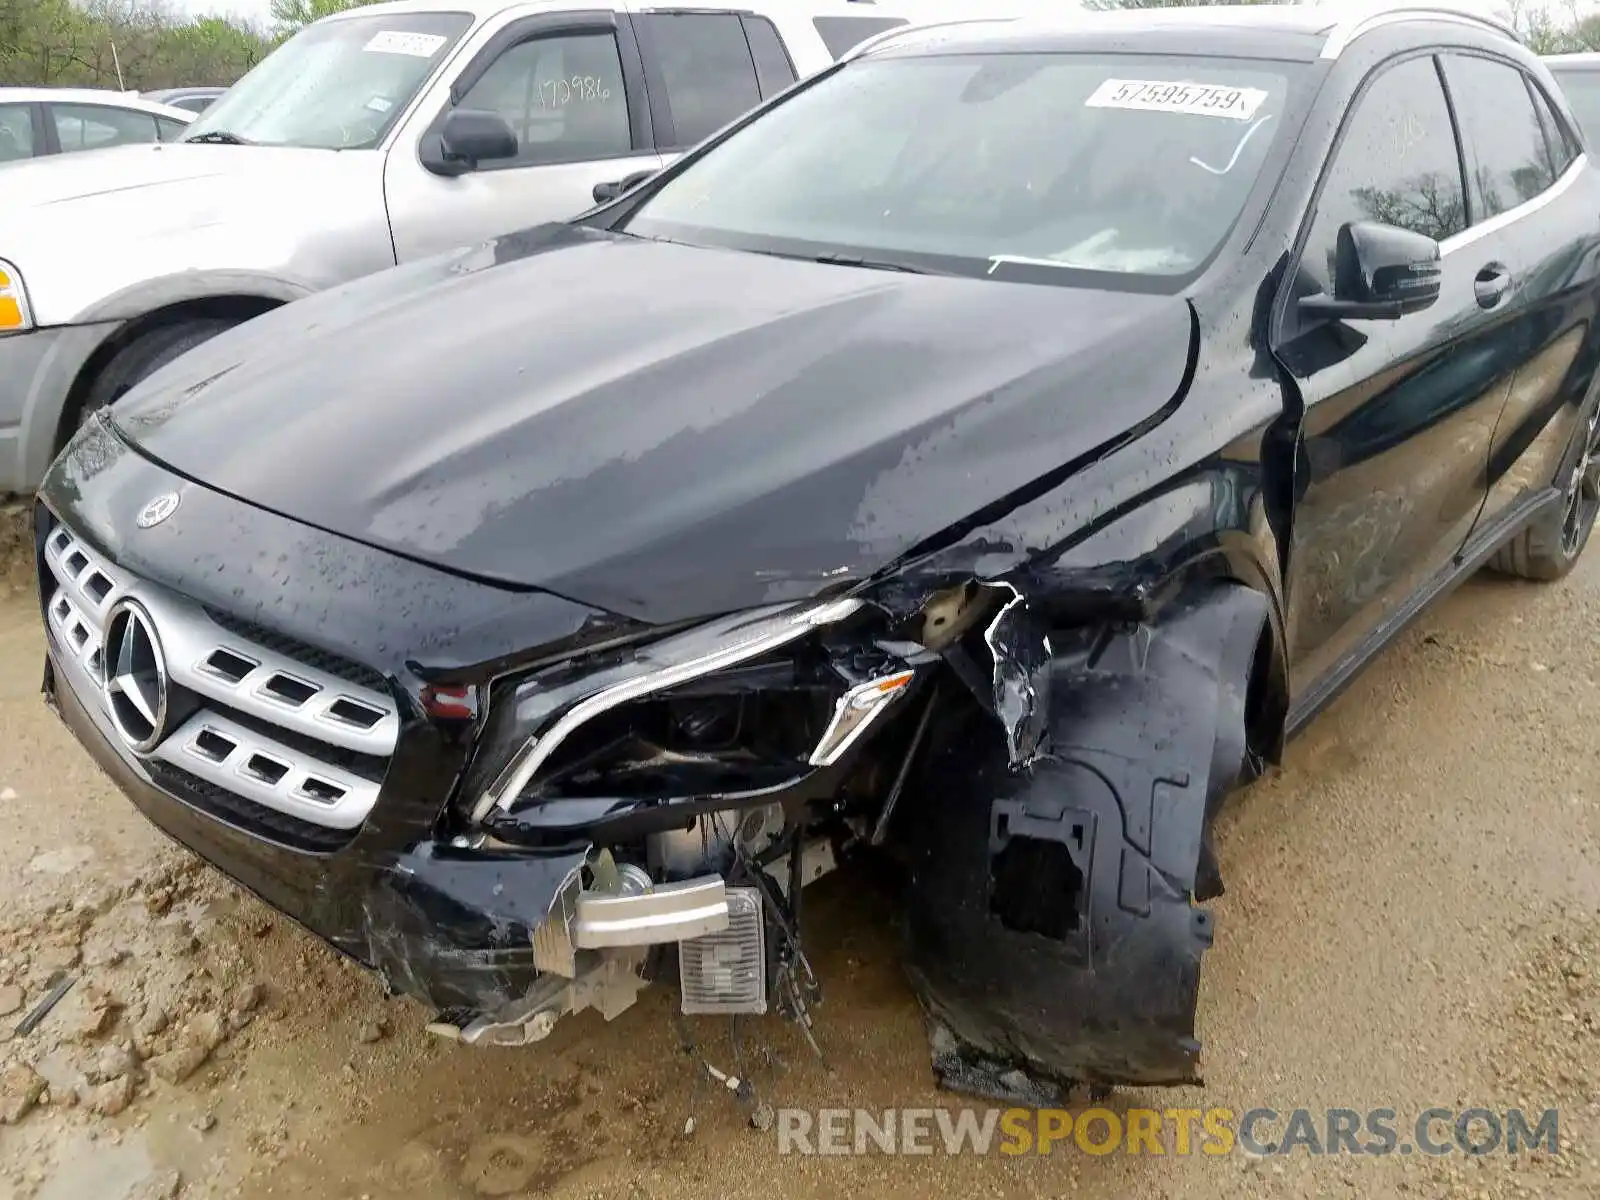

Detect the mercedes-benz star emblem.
[
  {"left": 103, "top": 600, "right": 169, "bottom": 754},
  {"left": 136, "top": 492, "right": 180, "bottom": 529}
]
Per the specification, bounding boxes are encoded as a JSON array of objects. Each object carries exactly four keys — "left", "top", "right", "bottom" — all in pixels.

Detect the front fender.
[
  {"left": 902, "top": 580, "right": 1268, "bottom": 1097},
  {"left": 11, "top": 160, "right": 395, "bottom": 326}
]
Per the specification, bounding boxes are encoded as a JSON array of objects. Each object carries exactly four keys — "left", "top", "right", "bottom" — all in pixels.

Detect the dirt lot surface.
[{"left": 0, "top": 505, "right": 1597, "bottom": 1200}]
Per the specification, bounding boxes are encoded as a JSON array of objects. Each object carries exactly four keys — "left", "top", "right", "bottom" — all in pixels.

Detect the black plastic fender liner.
[{"left": 902, "top": 581, "right": 1269, "bottom": 1097}]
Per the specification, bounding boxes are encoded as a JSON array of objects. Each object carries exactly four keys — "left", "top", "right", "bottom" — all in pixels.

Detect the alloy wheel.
[{"left": 1560, "top": 396, "right": 1600, "bottom": 558}]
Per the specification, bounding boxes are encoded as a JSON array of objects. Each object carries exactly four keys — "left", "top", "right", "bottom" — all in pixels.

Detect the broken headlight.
[{"left": 466, "top": 596, "right": 918, "bottom": 824}]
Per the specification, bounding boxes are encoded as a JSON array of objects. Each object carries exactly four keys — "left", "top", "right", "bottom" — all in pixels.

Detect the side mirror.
[
  {"left": 592, "top": 168, "right": 658, "bottom": 204},
  {"left": 423, "top": 108, "right": 518, "bottom": 177},
  {"left": 1298, "top": 221, "right": 1441, "bottom": 321}
]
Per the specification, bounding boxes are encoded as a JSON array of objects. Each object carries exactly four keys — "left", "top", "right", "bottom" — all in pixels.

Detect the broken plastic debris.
[{"left": 13, "top": 973, "right": 75, "bottom": 1038}]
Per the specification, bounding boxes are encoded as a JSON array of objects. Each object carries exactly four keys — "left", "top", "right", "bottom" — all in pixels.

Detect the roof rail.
[
  {"left": 1319, "top": 3, "right": 1520, "bottom": 59},
  {"left": 840, "top": 16, "right": 1019, "bottom": 63}
]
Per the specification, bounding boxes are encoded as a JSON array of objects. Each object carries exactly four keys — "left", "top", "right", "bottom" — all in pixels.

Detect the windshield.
[
  {"left": 184, "top": 11, "right": 472, "bottom": 150},
  {"left": 623, "top": 53, "right": 1296, "bottom": 283},
  {"left": 1551, "top": 68, "right": 1600, "bottom": 149}
]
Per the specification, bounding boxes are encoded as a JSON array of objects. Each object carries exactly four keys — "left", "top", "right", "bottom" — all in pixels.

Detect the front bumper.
[
  {"left": 48, "top": 653, "right": 735, "bottom": 1016},
  {"left": 45, "top": 647, "right": 574, "bottom": 1012},
  {"left": 0, "top": 322, "right": 119, "bottom": 494}
]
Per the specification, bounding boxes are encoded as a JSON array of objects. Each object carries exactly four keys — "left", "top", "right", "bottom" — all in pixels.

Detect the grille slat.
[
  {"left": 203, "top": 607, "right": 387, "bottom": 692},
  {"left": 42, "top": 524, "right": 394, "bottom": 841},
  {"left": 145, "top": 760, "right": 351, "bottom": 853}
]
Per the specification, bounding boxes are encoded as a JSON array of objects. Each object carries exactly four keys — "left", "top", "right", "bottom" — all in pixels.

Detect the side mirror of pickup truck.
[{"left": 422, "top": 108, "right": 518, "bottom": 177}]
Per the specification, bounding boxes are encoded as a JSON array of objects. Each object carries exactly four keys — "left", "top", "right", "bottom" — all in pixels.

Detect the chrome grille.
[{"left": 43, "top": 523, "right": 397, "bottom": 833}]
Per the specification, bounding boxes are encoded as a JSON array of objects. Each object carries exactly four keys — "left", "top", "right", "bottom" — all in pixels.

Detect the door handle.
[{"left": 1474, "top": 263, "right": 1512, "bottom": 309}]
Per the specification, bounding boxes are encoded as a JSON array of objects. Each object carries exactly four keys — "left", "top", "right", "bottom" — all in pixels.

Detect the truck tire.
[{"left": 72, "top": 318, "right": 238, "bottom": 432}]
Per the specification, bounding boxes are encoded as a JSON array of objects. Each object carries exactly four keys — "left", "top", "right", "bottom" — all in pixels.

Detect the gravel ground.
[{"left": 0, "top": 507, "right": 1596, "bottom": 1200}]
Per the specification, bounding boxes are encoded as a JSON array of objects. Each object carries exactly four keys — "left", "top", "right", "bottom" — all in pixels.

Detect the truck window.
[
  {"left": 457, "top": 32, "right": 633, "bottom": 166},
  {"left": 742, "top": 15, "right": 797, "bottom": 98},
  {"left": 811, "top": 15, "right": 908, "bottom": 59},
  {"left": 181, "top": 11, "right": 472, "bottom": 151},
  {"left": 639, "top": 12, "right": 762, "bottom": 148}
]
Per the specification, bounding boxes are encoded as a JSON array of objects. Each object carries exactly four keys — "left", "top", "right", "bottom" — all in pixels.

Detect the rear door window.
[
  {"left": 0, "top": 104, "right": 33, "bottom": 162},
  {"left": 1441, "top": 54, "right": 1558, "bottom": 219},
  {"left": 48, "top": 104, "right": 161, "bottom": 152},
  {"left": 812, "top": 15, "right": 908, "bottom": 59},
  {"left": 639, "top": 12, "right": 761, "bottom": 148},
  {"left": 1531, "top": 75, "right": 1583, "bottom": 167}
]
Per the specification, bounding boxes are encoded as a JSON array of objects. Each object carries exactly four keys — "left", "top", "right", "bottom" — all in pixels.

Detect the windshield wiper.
[
  {"left": 810, "top": 252, "right": 952, "bottom": 275},
  {"left": 183, "top": 130, "right": 253, "bottom": 145}
]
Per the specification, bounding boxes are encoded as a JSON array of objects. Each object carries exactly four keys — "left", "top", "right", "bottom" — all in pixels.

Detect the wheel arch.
[
  {"left": 53, "top": 290, "right": 295, "bottom": 453},
  {"left": 1019, "top": 469, "right": 1291, "bottom": 768},
  {"left": 902, "top": 572, "right": 1279, "bottom": 1097}
]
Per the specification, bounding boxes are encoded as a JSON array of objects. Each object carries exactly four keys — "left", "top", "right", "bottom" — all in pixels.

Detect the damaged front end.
[
  {"left": 402, "top": 567, "right": 1266, "bottom": 1103},
  {"left": 401, "top": 595, "right": 931, "bottom": 1049}
]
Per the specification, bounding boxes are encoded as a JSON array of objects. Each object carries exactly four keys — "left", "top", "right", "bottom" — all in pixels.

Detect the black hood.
[{"left": 111, "top": 226, "right": 1195, "bottom": 624}]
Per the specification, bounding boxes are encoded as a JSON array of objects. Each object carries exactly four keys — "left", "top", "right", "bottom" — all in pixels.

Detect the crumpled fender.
[{"left": 901, "top": 581, "right": 1268, "bottom": 1098}]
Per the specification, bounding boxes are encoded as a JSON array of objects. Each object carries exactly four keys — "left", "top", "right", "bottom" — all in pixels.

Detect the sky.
[{"left": 173, "top": 0, "right": 275, "bottom": 28}]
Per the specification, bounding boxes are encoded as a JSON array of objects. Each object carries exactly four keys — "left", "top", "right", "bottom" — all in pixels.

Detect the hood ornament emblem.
[{"left": 136, "top": 492, "right": 180, "bottom": 529}]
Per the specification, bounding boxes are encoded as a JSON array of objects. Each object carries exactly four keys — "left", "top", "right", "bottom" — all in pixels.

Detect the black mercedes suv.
[{"left": 33, "top": 3, "right": 1600, "bottom": 1099}]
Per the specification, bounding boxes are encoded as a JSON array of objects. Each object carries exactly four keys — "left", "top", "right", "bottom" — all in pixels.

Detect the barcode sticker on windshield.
[
  {"left": 1085, "top": 79, "right": 1268, "bottom": 121},
  {"left": 363, "top": 30, "right": 447, "bottom": 57}
]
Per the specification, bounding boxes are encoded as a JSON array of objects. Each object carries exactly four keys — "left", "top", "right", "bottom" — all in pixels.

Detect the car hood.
[
  {"left": 0, "top": 143, "right": 372, "bottom": 213},
  {"left": 109, "top": 226, "right": 1196, "bottom": 624}
]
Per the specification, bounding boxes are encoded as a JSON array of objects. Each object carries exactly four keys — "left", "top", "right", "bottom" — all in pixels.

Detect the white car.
[
  {"left": 0, "top": 0, "right": 1060, "bottom": 496},
  {"left": 0, "top": 88, "right": 193, "bottom": 166}
]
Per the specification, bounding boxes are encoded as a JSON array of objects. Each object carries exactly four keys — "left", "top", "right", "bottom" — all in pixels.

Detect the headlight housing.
[
  {"left": 466, "top": 596, "right": 920, "bottom": 824},
  {"left": 0, "top": 260, "right": 32, "bottom": 334}
]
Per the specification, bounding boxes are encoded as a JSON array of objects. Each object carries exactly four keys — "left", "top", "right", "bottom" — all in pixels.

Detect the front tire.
[
  {"left": 1489, "top": 395, "right": 1600, "bottom": 582},
  {"left": 70, "top": 318, "right": 238, "bottom": 434}
]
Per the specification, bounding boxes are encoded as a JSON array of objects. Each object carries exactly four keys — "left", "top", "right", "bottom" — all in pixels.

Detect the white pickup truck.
[{"left": 0, "top": 0, "right": 1051, "bottom": 494}]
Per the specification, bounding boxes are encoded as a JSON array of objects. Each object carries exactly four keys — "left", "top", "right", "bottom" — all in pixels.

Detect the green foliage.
[
  {"left": 0, "top": 0, "right": 270, "bottom": 88},
  {"left": 268, "top": 0, "right": 380, "bottom": 35},
  {"left": 1522, "top": 11, "right": 1600, "bottom": 55}
]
